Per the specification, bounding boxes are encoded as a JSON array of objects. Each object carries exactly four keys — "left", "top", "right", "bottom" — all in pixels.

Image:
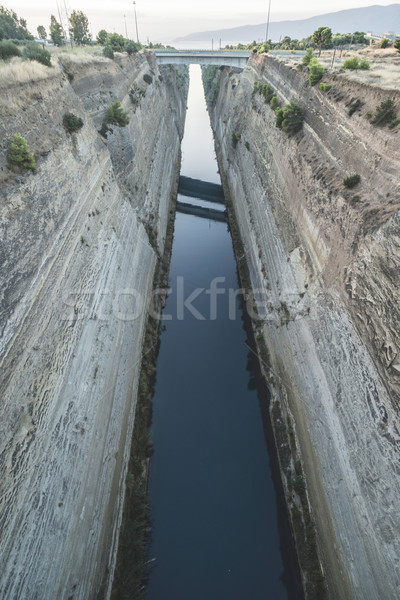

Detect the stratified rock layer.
[
  {"left": 207, "top": 55, "right": 400, "bottom": 599},
  {"left": 0, "top": 52, "right": 187, "bottom": 599}
]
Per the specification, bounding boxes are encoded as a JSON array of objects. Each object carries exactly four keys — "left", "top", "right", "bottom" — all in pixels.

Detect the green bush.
[
  {"left": 231, "top": 132, "right": 241, "bottom": 148},
  {"left": 344, "top": 174, "right": 360, "bottom": 188},
  {"left": 348, "top": 98, "right": 363, "bottom": 117},
  {"left": 105, "top": 101, "right": 130, "bottom": 126},
  {"left": 23, "top": 42, "right": 51, "bottom": 67},
  {"left": 63, "top": 112, "right": 84, "bottom": 133},
  {"left": 359, "top": 59, "right": 370, "bottom": 70},
  {"left": 343, "top": 57, "right": 360, "bottom": 69},
  {"left": 125, "top": 40, "right": 139, "bottom": 55},
  {"left": 371, "top": 98, "right": 397, "bottom": 126},
  {"left": 0, "top": 40, "right": 21, "bottom": 59},
  {"left": 103, "top": 45, "right": 114, "bottom": 59},
  {"left": 143, "top": 73, "right": 153, "bottom": 84},
  {"left": 394, "top": 39, "right": 400, "bottom": 53},
  {"left": 245, "top": 141, "right": 250, "bottom": 150},
  {"left": 309, "top": 57, "right": 324, "bottom": 86},
  {"left": 270, "top": 95, "right": 280, "bottom": 110},
  {"left": 253, "top": 81, "right": 274, "bottom": 103},
  {"left": 380, "top": 38, "right": 389, "bottom": 49},
  {"left": 7, "top": 134, "right": 35, "bottom": 170},
  {"left": 301, "top": 47, "right": 314, "bottom": 67},
  {"left": 389, "top": 118, "right": 400, "bottom": 130},
  {"left": 275, "top": 107, "right": 284, "bottom": 129},
  {"left": 320, "top": 82, "right": 331, "bottom": 91},
  {"left": 281, "top": 101, "right": 304, "bottom": 136},
  {"left": 292, "top": 475, "right": 306, "bottom": 495}
]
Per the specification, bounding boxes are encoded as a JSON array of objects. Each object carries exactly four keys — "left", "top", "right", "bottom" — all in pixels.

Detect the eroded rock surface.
[
  {"left": 0, "top": 52, "right": 187, "bottom": 599},
  {"left": 206, "top": 55, "right": 400, "bottom": 599}
]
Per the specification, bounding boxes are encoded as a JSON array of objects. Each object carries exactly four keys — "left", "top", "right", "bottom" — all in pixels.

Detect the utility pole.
[
  {"left": 124, "top": 14, "right": 128, "bottom": 39},
  {"left": 63, "top": 0, "right": 72, "bottom": 47},
  {"left": 265, "top": 0, "right": 272, "bottom": 45},
  {"left": 133, "top": 1, "right": 139, "bottom": 44}
]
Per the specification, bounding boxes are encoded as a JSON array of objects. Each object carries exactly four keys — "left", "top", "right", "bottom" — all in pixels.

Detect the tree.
[
  {"left": 380, "top": 38, "right": 390, "bottom": 49},
  {"left": 69, "top": 10, "right": 91, "bottom": 45},
  {"left": 281, "top": 102, "right": 304, "bottom": 137},
  {"left": 8, "top": 134, "right": 35, "bottom": 170},
  {"left": 309, "top": 57, "right": 325, "bottom": 86},
  {"left": 394, "top": 39, "right": 400, "bottom": 53},
  {"left": 312, "top": 26, "right": 332, "bottom": 55},
  {"left": 96, "top": 29, "right": 108, "bottom": 46},
  {"left": 37, "top": 25, "right": 46, "bottom": 48},
  {"left": 50, "top": 15, "right": 64, "bottom": 46},
  {"left": 0, "top": 6, "right": 33, "bottom": 40},
  {"left": 105, "top": 101, "right": 130, "bottom": 126}
]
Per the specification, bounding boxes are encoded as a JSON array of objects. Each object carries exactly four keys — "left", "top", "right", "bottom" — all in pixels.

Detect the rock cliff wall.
[
  {"left": 206, "top": 55, "right": 400, "bottom": 599},
  {"left": 0, "top": 52, "right": 187, "bottom": 599}
]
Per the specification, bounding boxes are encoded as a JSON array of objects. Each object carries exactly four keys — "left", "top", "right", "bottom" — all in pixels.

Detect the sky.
[{"left": 5, "top": 0, "right": 398, "bottom": 43}]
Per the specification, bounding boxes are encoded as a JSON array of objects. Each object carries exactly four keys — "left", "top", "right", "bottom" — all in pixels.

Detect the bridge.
[
  {"left": 154, "top": 50, "right": 251, "bottom": 68},
  {"left": 177, "top": 176, "right": 226, "bottom": 221}
]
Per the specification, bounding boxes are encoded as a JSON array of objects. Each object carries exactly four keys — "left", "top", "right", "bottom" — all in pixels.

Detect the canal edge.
[{"left": 109, "top": 150, "right": 182, "bottom": 600}]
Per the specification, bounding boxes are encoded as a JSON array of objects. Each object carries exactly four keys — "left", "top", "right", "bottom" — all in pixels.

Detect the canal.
[{"left": 146, "top": 65, "right": 296, "bottom": 600}]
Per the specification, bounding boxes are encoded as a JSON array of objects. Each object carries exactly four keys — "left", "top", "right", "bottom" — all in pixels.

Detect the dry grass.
[
  {"left": 58, "top": 50, "right": 109, "bottom": 67},
  {"left": 0, "top": 57, "right": 60, "bottom": 89}
]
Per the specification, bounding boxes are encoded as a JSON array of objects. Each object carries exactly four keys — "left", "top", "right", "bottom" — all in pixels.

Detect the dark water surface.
[{"left": 146, "top": 65, "right": 290, "bottom": 600}]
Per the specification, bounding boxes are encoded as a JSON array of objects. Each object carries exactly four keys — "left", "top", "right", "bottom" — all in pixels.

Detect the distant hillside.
[{"left": 176, "top": 4, "right": 400, "bottom": 42}]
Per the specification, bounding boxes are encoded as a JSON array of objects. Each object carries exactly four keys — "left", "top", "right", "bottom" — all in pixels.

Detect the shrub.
[
  {"left": 7, "top": 134, "right": 35, "bottom": 170},
  {"left": 371, "top": 98, "right": 397, "bottom": 126},
  {"left": 301, "top": 47, "right": 314, "bottom": 67},
  {"left": 389, "top": 118, "right": 400, "bottom": 130},
  {"left": 0, "top": 40, "right": 21, "bottom": 59},
  {"left": 359, "top": 59, "right": 370, "bottom": 70},
  {"left": 129, "top": 82, "right": 146, "bottom": 105},
  {"left": 344, "top": 174, "right": 360, "bottom": 188},
  {"left": 309, "top": 57, "right": 324, "bottom": 86},
  {"left": 320, "top": 82, "right": 331, "bottom": 91},
  {"left": 281, "top": 101, "right": 304, "bottom": 136},
  {"left": 380, "top": 38, "right": 389, "bottom": 49},
  {"left": 343, "top": 57, "right": 360, "bottom": 70},
  {"left": 143, "top": 73, "right": 153, "bottom": 84},
  {"left": 394, "top": 39, "right": 400, "bottom": 53},
  {"left": 103, "top": 45, "right": 114, "bottom": 59},
  {"left": 63, "top": 112, "right": 83, "bottom": 133},
  {"left": 253, "top": 81, "right": 274, "bottom": 103},
  {"left": 292, "top": 475, "right": 306, "bottom": 495},
  {"left": 270, "top": 95, "right": 280, "bottom": 110},
  {"left": 275, "top": 107, "right": 284, "bottom": 129},
  {"left": 125, "top": 40, "right": 139, "bottom": 55},
  {"left": 348, "top": 98, "right": 363, "bottom": 117},
  {"left": 105, "top": 101, "right": 130, "bottom": 126},
  {"left": 231, "top": 132, "right": 241, "bottom": 148},
  {"left": 23, "top": 42, "right": 51, "bottom": 67},
  {"left": 245, "top": 141, "right": 250, "bottom": 150}
]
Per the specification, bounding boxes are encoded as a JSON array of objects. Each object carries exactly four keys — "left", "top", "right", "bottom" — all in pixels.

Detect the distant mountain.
[{"left": 175, "top": 4, "right": 400, "bottom": 42}]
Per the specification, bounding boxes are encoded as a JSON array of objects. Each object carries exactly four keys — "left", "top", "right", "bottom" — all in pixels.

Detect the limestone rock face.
[
  {"left": 207, "top": 55, "right": 400, "bottom": 599},
  {"left": 0, "top": 53, "right": 187, "bottom": 599}
]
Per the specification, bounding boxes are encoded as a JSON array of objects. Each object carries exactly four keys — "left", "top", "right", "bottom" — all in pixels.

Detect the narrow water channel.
[{"left": 146, "top": 65, "right": 293, "bottom": 600}]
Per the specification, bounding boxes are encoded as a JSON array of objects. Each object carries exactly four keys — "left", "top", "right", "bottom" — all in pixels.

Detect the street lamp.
[
  {"left": 265, "top": 0, "right": 272, "bottom": 45},
  {"left": 133, "top": 1, "right": 139, "bottom": 44}
]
